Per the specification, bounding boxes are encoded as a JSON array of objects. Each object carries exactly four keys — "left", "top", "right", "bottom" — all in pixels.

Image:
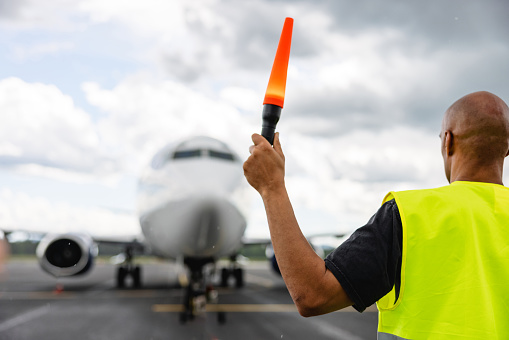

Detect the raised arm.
[{"left": 243, "top": 133, "right": 353, "bottom": 316}]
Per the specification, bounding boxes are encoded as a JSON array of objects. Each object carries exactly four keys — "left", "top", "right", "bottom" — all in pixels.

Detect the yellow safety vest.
[{"left": 377, "top": 181, "right": 509, "bottom": 339}]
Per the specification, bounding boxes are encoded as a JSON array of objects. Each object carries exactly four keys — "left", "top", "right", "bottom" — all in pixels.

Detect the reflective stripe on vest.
[{"left": 377, "top": 181, "right": 509, "bottom": 339}]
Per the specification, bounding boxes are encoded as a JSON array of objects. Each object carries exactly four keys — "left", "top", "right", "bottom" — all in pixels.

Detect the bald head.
[{"left": 441, "top": 91, "right": 509, "bottom": 183}]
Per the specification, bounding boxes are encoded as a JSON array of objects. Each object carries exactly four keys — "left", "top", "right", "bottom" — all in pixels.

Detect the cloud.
[
  {"left": 0, "top": 75, "right": 256, "bottom": 178},
  {"left": 4, "top": 0, "right": 505, "bottom": 139},
  {"left": 0, "top": 77, "right": 119, "bottom": 181},
  {"left": 0, "top": 0, "right": 82, "bottom": 31},
  {"left": 0, "top": 188, "right": 139, "bottom": 236},
  {"left": 73, "top": 0, "right": 508, "bottom": 138},
  {"left": 9, "top": 41, "right": 75, "bottom": 62},
  {"left": 316, "top": 0, "right": 509, "bottom": 48},
  {"left": 0, "top": 76, "right": 244, "bottom": 177},
  {"left": 75, "top": 0, "right": 323, "bottom": 84},
  {"left": 83, "top": 76, "right": 256, "bottom": 170},
  {"left": 0, "top": 0, "right": 27, "bottom": 19},
  {"left": 282, "top": 9, "right": 509, "bottom": 135},
  {"left": 277, "top": 126, "right": 447, "bottom": 230}
]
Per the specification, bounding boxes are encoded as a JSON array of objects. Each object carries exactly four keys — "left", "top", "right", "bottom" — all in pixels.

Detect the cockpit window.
[
  {"left": 173, "top": 149, "right": 202, "bottom": 159},
  {"left": 208, "top": 150, "right": 235, "bottom": 161},
  {"left": 151, "top": 137, "right": 237, "bottom": 168},
  {"left": 171, "top": 149, "right": 235, "bottom": 161}
]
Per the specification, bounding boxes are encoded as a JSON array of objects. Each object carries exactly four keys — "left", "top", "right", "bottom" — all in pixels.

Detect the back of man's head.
[{"left": 443, "top": 91, "right": 509, "bottom": 165}]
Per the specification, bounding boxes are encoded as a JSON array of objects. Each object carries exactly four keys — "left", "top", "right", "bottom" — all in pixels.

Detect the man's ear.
[{"left": 444, "top": 130, "right": 454, "bottom": 156}]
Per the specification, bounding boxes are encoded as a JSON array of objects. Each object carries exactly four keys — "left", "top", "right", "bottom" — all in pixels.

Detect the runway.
[{"left": 0, "top": 258, "right": 378, "bottom": 340}]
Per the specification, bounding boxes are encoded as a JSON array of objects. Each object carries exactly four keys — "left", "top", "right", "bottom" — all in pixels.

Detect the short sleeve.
[{"left": 324, "top": 199, "right": 402, "bottom": 312}]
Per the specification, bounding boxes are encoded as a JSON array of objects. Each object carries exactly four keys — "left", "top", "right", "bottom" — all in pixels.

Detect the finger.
[
  {"left": 273, "top": 132, "right": 284, "bottom": 159},
  {"left": 252, "top": 133, "right": 265, "bottom": 145},
  {"left": 249, "top": 145, "right": 255, "bottom": 154}
]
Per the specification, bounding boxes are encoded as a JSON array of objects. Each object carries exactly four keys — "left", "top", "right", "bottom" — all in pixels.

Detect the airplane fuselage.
[{"left": 137, "top": 137, "right": 248, "bottom": 260}]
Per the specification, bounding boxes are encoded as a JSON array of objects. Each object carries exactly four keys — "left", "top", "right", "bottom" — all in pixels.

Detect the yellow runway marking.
[{"left": 152, "top": 304, "right": 298, "bottom": 313}]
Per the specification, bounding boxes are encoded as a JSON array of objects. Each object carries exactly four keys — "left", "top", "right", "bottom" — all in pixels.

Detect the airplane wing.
[
  {"left": 241, "top": 231, "right": 348, "bottom": 272},
  {"left": 92, "top": 235, "right": 145, "bottom": 249},
  {"left": 241, "top": 232, "right": 347, "bottom": 247}
]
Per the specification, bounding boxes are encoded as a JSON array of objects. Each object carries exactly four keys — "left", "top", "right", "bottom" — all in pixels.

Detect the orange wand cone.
[{"left": 261, "top": 17, "right": 293, "bottom": 145}]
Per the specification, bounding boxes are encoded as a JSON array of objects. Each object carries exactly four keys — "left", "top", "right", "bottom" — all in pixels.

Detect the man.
[{"left": 243, "top": 91, "right": 509, "bottom": 339}]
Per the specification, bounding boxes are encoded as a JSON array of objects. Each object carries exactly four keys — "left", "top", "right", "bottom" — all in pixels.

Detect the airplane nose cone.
[
  {"left": 140, "top": 195, "right": 245, "bottom": 259},
  {"left": 192, "top": 201, "right": 221, "bottom": 254}
]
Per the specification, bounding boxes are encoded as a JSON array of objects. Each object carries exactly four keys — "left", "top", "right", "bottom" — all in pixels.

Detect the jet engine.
[{"left": 36, "top": 233, "right": 98, "bottom": 277}]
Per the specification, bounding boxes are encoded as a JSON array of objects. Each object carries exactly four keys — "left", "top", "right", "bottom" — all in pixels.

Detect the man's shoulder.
[
  {"left": 383, "top": 185, "right": 453, "bottom": 208},
  {"left": 384, "top": 181, "right": 508, "bottom": 210},
  {"left": 386, "top": 184, "right": 451, "bottom": 198}
]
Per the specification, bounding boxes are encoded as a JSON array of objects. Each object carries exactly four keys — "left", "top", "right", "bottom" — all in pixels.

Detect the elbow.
[
  {"left": 292, "top": 287, "right": 352, "bottom": 317},
  {"left": 297, "top": 306, "right": 320, "bottom": 318},
  {"left": 293, "top": 293, "right": 327, "bottom": 318}
]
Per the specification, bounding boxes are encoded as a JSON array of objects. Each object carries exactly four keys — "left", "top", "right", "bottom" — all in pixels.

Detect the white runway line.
[
  {"left": 0, "top": 304, "right": 50, "bottom": 332},
  {"left": 310, "top": 317, "right": 366, "bottom": 340}
]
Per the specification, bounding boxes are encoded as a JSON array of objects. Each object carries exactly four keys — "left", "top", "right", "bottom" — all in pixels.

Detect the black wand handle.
[{"left": 261, "top": 104, "right": 282, "bottom": 145}]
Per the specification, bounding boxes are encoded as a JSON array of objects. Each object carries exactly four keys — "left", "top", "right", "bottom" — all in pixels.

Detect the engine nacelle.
[{"left": 36, "top": 233, "right": 98, "bottom": 277}]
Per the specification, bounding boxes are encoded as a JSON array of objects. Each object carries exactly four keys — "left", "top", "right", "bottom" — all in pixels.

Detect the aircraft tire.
[
  {"left": 117, "top": 267, "right": 126, "bottom": 288},
  {"left": 220, "top": 268, "right": 229, "bottom": 287},
  {"left": 133, "top": 266, "right": 142, "bottom": 288},
  {"left": 218, "top": 311, "right": 226, "bottom": 324},
  {"left": 179, "top": 311, "right": 187, "bottom": 324},
  {"left": 233, "top": 268, "right": 244, "bottom": 288}
]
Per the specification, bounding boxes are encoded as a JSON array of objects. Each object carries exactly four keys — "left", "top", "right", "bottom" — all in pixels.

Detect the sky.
[{"left": 0, "top": 0, "right": 508, "bottom": 240}]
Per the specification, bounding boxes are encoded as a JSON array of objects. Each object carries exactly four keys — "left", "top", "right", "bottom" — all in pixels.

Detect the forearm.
[{"left": 261, "top": 186, "right": 348, "bottom": 315}]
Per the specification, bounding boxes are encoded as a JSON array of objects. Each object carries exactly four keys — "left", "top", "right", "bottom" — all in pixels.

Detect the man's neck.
[{"left": 450, "top": 160, "right": 505, "bottom": 185}]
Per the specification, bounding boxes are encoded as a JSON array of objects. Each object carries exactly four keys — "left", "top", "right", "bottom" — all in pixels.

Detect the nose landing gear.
[{"left": 179, "top": 257, "right": 227, "bottom": 324}]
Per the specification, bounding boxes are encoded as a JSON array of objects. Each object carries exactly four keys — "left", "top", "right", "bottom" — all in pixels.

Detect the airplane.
[
  {"left": 31, "top": 136, "right": 251, "bottom": 323},
  {"left": 6, "top": 135, "right": 345, "bottom": 324}
]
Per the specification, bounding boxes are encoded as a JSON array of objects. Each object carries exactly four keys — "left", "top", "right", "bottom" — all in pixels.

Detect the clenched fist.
[{"left": 243, "top": 133, "right": 286, "bottom": 198}]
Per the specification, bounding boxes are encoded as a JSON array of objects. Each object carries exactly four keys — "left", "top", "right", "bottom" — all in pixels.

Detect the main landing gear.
[
  {"left": 116, "top": 245, "right": 142, "bottom": 288},
  {"left": 220, "top": 255, "right": 244, "bottom": 288}
]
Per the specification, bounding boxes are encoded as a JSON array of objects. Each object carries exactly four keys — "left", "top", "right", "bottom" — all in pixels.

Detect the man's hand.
[{"left": 243, "top": 132, "right": 285, "bottom": 197}]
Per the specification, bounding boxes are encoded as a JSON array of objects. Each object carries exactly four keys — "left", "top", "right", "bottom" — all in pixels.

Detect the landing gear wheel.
[
  {"left": 179, "top": 311, "right": 187, "bottom": 324},
  {"left": 221, "top": 268, "right": 229, "bottom": 287},
  {"left": 179, "top": 309, "right": 194, "bottom": 323},
  {"left": 117, "top": 267, "right": 127, "bottom": 288},
  {"left": 116, "top": 265, "right": 142, "bottom": 289},
  {"left": 133, "top": 266, "right": 142, "bottom": 288},
  {"left": 179, "top": 284, "right": 196, "bottom": 324},
  {"left": 217, "top": 311, "right": 226, "bottom": 324},
  {"left": 116, "top": 244, "right": 143, "bottom": 289},
  {"left": 233, "top": 268, "right": 244, "bottom": 288}
]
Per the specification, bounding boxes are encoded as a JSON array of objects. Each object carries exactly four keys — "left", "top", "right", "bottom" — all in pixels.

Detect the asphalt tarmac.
[{"left": 0, "top": 258, "right": 378, "bottom": 340}]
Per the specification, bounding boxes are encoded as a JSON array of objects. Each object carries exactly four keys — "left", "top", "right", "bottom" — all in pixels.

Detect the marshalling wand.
[{"left": 261, "top": 17, "right": 293, "bottom": 145}]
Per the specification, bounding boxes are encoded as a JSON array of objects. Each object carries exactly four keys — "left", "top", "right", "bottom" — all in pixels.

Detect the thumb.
[
  {"left": 273, "top": 132, "right": 284, "bottom": 159},
  {"left": 252, "top": 133, "right": 269, "bottom": 146}
]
